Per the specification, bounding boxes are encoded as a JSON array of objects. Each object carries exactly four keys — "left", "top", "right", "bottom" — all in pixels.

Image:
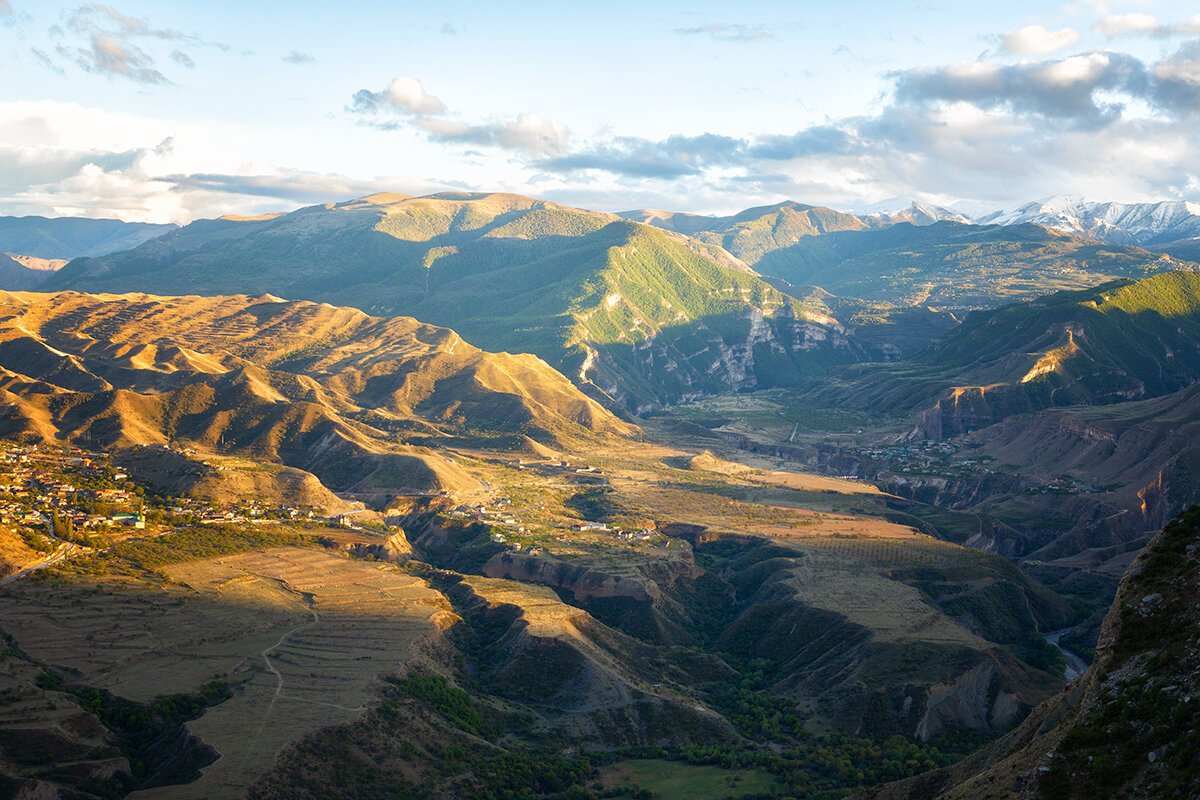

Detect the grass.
[
  {"left": 599, "top": 758, "right": 780, "bottom": 800},
  {"left": 43, "top": 523, "right": 310, "bottom": 579}
]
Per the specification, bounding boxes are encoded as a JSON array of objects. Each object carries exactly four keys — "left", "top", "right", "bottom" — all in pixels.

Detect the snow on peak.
[{"left": 980, "top": 198, "right": 1200, "bottom": 245}]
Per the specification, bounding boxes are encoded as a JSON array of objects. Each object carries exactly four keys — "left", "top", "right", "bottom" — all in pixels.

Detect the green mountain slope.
[
  {"left": 785, "top": 273, "right": 1200, "bottom": 619},
  {"left": 747, "top": 221, "right": 1193, "bottom": 308},
  {"left": 46, "top": 193, "right": 870, "bottom": 410},
  {"left": 620, "top": 200, "right": 875, "bottom": 265},
  {"left": 801, "top": 271, "right": 1200, "bottom": 434}
]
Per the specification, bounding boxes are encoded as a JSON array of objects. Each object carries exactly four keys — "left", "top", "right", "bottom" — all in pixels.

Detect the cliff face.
[
  {"left": 589, "top": 303, "right": 864, "bottom": 415},
  {"left": 856, "top": 504, "right": 1200, "bottom": 800},
  {"left": 344, "top": 532, "right": 413, "bottom": 564},
  {"left": 713, "top": 552, "right": 1061, "bottom": 741}
]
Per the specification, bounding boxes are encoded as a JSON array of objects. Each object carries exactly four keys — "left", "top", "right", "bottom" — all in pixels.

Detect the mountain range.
[
  {"left": 1, "top": 185, "right": 1200, "bottom": 799},
  {"left": 0, "top": 215, "right": 174, "bottom": 260},
  {"left": 39, "top": 193, "right": 878, "bottom": 411},
  {"left": 978, "top": 197, "right": 1200, "bottom": 246},
  {"left": 0, "top": 289, "right": 633, "bottom": 501}
]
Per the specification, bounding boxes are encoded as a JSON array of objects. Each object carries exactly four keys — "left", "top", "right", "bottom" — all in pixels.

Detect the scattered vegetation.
[{"left": 44, "top": 523, "right": 309, "bottom": 579}]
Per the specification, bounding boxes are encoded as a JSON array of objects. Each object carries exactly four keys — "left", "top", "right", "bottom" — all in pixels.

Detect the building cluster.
[
  {"left": 0, "top": 445, "right": 139, "bottom": 533},
  {"left": 852, "top": 440, "right": 1109, "bottom": 494},
  {"left": 0, "top": 443, "right": 321, "bottom": 542},
  {"left": 442, "top": 489, "right": 674, "bottom": 558}
]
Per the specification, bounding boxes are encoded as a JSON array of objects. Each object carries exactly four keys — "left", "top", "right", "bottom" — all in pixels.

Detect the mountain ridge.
[
  {"left": 977, "top": 197, "right": 1200, "bottom": 246},
  {"left": 44, "top": 193, "right": 876, "bottom": 411},
  {"left": 855, "top": 504, "right": 1200, "bottom": 799},
  {"left": 0, "top": 289, "right": 637, "bottom": 500}
]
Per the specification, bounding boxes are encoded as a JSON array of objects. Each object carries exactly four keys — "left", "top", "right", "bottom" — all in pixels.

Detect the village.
[
  {"left": 443, "top": 494, "right": 675, "bottom": 558},
  {"left": 848, "top": 439, "right": 1115, "bottom": 495},
  {"left": 0, "top": 442, "right": 322, "bottom": 554},
  {"left": 0, "top": 439, "right": 693, "bottom": 580}
]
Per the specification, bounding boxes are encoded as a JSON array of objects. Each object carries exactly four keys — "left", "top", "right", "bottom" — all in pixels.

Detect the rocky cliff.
[{"left": 856, "top": 504, "right": 1200, "bottom": 799}]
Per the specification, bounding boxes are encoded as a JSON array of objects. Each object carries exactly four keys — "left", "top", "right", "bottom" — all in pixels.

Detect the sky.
[{"left": 3, "top": 0, "right": 1200, "bottom": 223}]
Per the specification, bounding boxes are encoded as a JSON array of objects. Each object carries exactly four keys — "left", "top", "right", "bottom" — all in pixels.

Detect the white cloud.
[
  {"left": 351, "top": 77, "right": 445, "bottom": 116},
  {"left": 1090, "top": 13, "right": 1200, "bottom": 39},
  {"left": 1037, "top": 53, "right": 1110, "bottom": 86},
  {"left": 39, "top": 4, "right": 228, "bottom": 84},
  {"left": 0, "top": 101, "right": 441, "bottom": 223},
  {"left": 1154, "top": 41, "right": 1200, "bottom": 88},
  {"left": 420, "top": 112, "right": 569, "bottom": 157},
  {"left": 1093, "top": 13, "right": 1160, "bottom": 37},
  {"left": 674, "top": 23, "right": 774, "bottom": 43},
  {"left": 1000, "top": 25, "right": 1082, "bottom": 56},
  {"left": 349, "top": 78, "right": 569, "bottom": 157}
]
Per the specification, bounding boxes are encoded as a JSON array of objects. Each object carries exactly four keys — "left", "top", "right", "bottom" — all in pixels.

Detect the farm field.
[{"left": 598, "top": 758, "right": 781, "bottom": 799}]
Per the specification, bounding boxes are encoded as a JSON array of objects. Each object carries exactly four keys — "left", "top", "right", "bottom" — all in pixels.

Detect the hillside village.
[
  {"left": 0, "top": 438, "right": 685, "bottom": 580},
  {"left": 0, "top": 442, "right": 323, "bottom": 559}
]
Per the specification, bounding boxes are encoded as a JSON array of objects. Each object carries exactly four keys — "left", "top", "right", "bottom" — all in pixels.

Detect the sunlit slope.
[
  {"left": 620, "top": 200, "right": 876, "bottom": 264},
  {"left": 799, "top": 272, "right": 1200, "bottom": 435},
  {"left": 0, "top": 290, "right": 637, "bottom": 495},
  {"left": 47, "top": 192, "right": 870, "bottom": 408}
]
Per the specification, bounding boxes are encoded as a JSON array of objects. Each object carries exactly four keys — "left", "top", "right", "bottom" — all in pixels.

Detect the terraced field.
[
  {"left": 781, "top": 546, "right": 989, "bottom": 648},
  {"left": 0, "top": 548, "right": 449, "bottom": 800}
]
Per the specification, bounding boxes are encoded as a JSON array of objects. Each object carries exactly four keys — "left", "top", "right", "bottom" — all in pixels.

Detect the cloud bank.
[{"left": 349, "top": 76, "right": 570, "bottom": 157}]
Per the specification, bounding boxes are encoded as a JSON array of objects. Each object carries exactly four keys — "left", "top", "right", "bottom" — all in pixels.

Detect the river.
[{"left": 1045, "top": 629, "right": 1090, "bottom": 681}]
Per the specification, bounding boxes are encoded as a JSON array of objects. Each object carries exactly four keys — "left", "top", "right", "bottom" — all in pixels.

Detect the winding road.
[{"left": 0, "top": 542, "right": 75, "bottom": 586}]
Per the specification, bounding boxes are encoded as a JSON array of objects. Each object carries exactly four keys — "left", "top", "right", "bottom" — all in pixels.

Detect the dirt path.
[{"left": 260, "top": 605, "right": 320, "bottom": 704}]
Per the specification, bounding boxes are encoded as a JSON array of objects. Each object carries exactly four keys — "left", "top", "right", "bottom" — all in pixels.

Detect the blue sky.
[{"left": 3, "top": 0, "right": 1200, "bottom": 221}]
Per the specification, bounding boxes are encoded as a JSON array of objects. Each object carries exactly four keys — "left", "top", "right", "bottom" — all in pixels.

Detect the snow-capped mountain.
[
  {"left": 976, "top": 197, "right": 1200, "bottom": 245},
  {"left": 854, "top": 198, "right": 971, "bottom": 226}
]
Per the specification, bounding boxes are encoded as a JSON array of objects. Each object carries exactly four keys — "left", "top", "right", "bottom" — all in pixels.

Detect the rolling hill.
[
  {"left": 620, "top": 202, "right": 1194, "bottom": 309},
  {"left": 764, "top": 272, "right": 1200, "bottom": 632},
  {"left": 797, "top": 271, "right": 1200, "bottom": 435},
  {"left": 0, "top": 215, "right": 174, "bottom": 260},
  {"left": 45, "top": 192, "right": 872, "bottom": 410},
  {"left": 0, "top": 290, "right": 637, "bottom": 499},
  {"left": 619, "top": 200, "right": 877, "bottom": 264},
  {"left": 744, "top": 221, "right": 1194, "bottom": 308}
]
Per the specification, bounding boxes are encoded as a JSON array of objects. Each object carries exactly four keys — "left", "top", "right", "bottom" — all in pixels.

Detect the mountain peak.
[{"left": 980, "top": 197, "right": 1200, "bottom": 245}]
